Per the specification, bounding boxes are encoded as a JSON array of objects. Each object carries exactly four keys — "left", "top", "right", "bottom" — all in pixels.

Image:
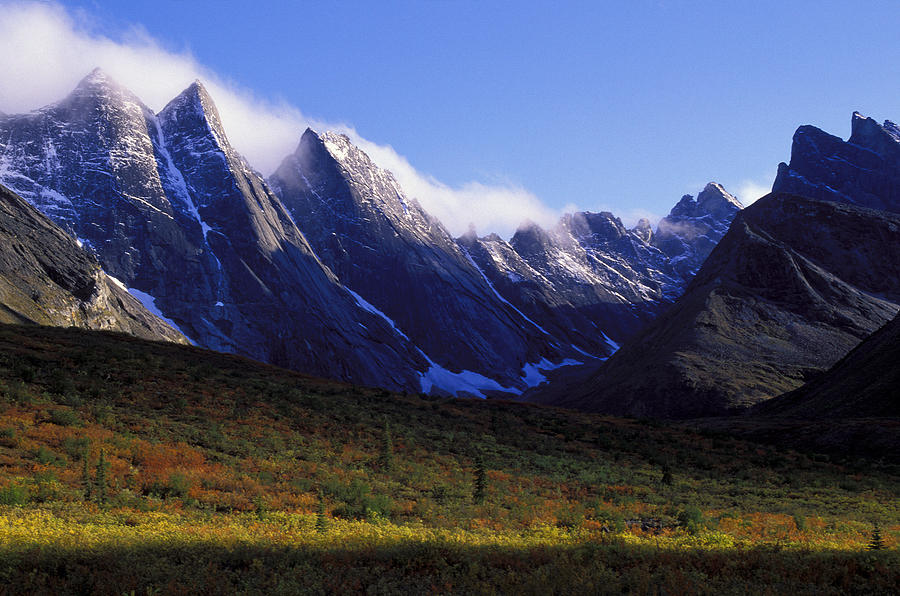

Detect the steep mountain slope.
[
  {"left": 456, "top": 228, "right": 611, "bottom": 357},
  {"left": 532, "top": 194, "right": 900, "bottom": 418},
  {"left": 754, "top": 312, "right": 900, "bottom": 419},
  {"left": 270, "top": 129, "right": 572, "bottom": 390},
  {"left": 460, "top": 184, "right": 740, "bottom": 347},
  {"left": 0, "top": 183, "right": 186, "bottom": 342},
  {"left": 773, "top": 112, "right": 900, "bottom": 213},
  {"left": 653, "top": 183, "right": 743, "bottom": 278},
  {"left": 0, "top": 70, "right": 426, "bottom": 392}
]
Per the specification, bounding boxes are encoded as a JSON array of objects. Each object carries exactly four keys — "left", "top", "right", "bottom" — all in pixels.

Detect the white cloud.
[
  {"left": 0, "top": 1, "right": 565, "bottom": 239},
  {"left": 733, "top": 173, "right": 774, "bottom": 206},
  {"left": 341, "top": 131, "right": 561, "bottom": 236}
]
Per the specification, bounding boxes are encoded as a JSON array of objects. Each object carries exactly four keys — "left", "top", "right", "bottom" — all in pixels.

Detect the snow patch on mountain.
[
  {"left": 460, "top": 246, "right": 551, "bottom": 336},
  {"left": 150, "top": 114, "right": 212, "bottom": 236},
  {"left": 520, "top": 357, "right": 582, "bottom": 388},
  {"left": 601, "top": 331, "right": 620, "bottom": 352},
  {"left": 108, "top": 275, "right": 195, "bottom": 345},
  {"left": 346, "top": 287, "right": 411, "bottom": 341},
  {"left": 418, "top": 349, "right": 518, "bottom": 398}
]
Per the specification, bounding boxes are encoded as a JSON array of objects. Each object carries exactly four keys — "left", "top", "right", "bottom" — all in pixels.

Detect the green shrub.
[
  {"left": 49, "top": 409, "right": 81, "bottom": 427},
  {"left": 3, "top": 381, "right": 30, "bottom": 404},
  {"left": 62, "top": 436, "right": 91, "bottom": 460},
  {"left": 364, "top": 493, "right": 393, "bottom": 521},
  {"left": 148, "top": 472, "right": 193, "bottom": 500},
  {"left": 35, "top": 446, "right": 63, "bottom": 466},
  {"left": 0, "top": 427, "right": 17, "bottom": 447},
  {"left": 47, "top": 370, "right": 76, "bottom": 396},
  {"left": 15, "top": 364, "right": 35, "bottom": 383},
  {"left": 677, "top": 505, "right": 705, "bottom": 534},
  {"left": 0, "top": 483, "right": 29, "bottom": 506},
  {"left": 594, "top": 508, "right": 626, "bottom": 533}
]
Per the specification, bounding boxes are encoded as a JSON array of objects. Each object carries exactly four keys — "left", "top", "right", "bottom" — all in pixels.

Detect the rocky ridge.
[
  {"left": 459, "top": 184, "right": 742, "bottom": 347},
  {"left": 531, "top": 193, "right": 900, "bottom": 418},
  {"left": 0, "top": 183, "right": 187, "bottom": 342}
]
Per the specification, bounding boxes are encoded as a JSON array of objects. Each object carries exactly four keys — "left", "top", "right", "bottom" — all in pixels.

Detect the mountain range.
[
  {"left": 532, "top": 113, "right": 900, "bottom": 418},
  {"left": 1, "top": 69, "right": 895, "bottom": 425},
  {"left": 0, "top": 69, "right": 739, "bottom": 397}
]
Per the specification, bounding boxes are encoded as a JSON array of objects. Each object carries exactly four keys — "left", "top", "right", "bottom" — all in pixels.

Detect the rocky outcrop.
[
  {"left": 0, "top": 183, "right": 187, "bottom": 342},
  {"left": 772, "top": 112, "right": 900, "bottom": 213},
  {"left": 653, "top": 183, "right": 743, "bottom": 278},
  {"left": 531, "top": 194, "right": 900, "bottom": 418}
]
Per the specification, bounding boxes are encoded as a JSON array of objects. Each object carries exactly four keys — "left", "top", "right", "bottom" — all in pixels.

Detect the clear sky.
[{"left": 4, "top": 1, "right": 900, "bottom": 236}]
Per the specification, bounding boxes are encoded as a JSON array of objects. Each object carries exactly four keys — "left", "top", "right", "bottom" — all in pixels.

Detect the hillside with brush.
[{"left": 0, "top": 324, "right": 896, "bottom": 594}]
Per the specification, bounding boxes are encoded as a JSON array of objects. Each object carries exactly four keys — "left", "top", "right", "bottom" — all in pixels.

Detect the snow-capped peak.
[{"left": 158, "top": 80, "right": 230, "bottom": 152}]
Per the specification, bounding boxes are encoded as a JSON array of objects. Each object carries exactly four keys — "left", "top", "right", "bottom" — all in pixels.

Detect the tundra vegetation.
[{"left": 0, "top": 324, "right": 896, "bottom": 594}]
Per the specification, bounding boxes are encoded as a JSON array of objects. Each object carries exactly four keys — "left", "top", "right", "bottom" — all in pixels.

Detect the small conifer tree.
[
  {"left": 379, "top": 418, "right": 394, "bottom": 473},
  {"left": 95, "top": 448, "right": 108, "bottom": 505},
  {"left": 315, "top": 494, "right": 328, "bottom": 534},
  {"left": 661, "top": 462, "right": 674, "bottom": 486},
  {"left": 473, "top": 454, "right": 487, "bottom": 505},
  {"left": 868, "top": 522, "right": 886, "bottom": 550}
]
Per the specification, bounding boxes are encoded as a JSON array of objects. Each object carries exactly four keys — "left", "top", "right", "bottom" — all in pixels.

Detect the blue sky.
[{"left": 3, "top": 1, "right": 900, "bottom": 236}]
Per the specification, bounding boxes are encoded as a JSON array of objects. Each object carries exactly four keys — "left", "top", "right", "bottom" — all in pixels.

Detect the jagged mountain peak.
[
  {"left": 631, "top": 218, "right": 653, "bottom": 243},
  {"left": 773, "top": 112, "right": 900, "bottom": 213},
  {"left": 849, "top": 111, "right": 900, "bottom": 155},
  {"left": 294, "top": 128, "right": 357, "bottom": 160},
  {"left": 79, "top": 67, "right": 113, "bottom": 86},
  {"left": 669, "top": 183, "right": 742, "bottom": 219},
  {"left": 158, "top": 79, "right": 229, "bottom": 150},
  {"left": 275, "top": 126, "right": 423, "bottom": 234},
  {"left": 55, "top": 68, "right": 149, "bottom": 116},
  {"left": 511, "top": 220, "right": 554, "bottom": 252},
  {"left": 696, "top": 182, "right": 743, "bottom": 215},
  {"left": 559, "top": 211, "right": 627, "bottom": 244},
  {"left": 319, "top": 130, "right": 380, "bottom": 171},
  {"left": 653, "top": 183, "right": 742, "bottom": 279},
  {"left": 458, "top": 223, "right": 479, "bottom": 244}
]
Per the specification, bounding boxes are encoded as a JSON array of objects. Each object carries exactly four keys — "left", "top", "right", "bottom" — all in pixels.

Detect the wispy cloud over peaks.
[
  {"left": 0, "top": 1, "right": 570, "bottom": 239},
  {"left": 734, "top": 173, "right": 774, "bottom": 206}
]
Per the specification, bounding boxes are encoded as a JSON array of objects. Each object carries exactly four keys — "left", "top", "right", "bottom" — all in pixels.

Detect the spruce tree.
[
  {"left": 661, "top": 462, "right": 673, "bottom": 486},
  {"left": 473, "top": 454, "right": 487, "bottom": 505},
  {"left": 868, "top": 522, "right": 886, "bottom": 550},
  {"left": 315, "top": 494, "right": 328, "bottom": 534},
  {"left": 379, "top": 418, "right": 394, "bottom": 473},
  {"left": 95, "top": 448, "right": 108, "bottom": 505}
]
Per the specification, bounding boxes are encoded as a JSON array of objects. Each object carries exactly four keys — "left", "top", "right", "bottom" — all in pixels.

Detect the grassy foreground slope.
[{"left": 0, "top": 323, "right": 896, "bottom": 594}]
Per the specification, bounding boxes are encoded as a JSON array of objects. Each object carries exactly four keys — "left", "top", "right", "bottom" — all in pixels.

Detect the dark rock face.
[
  {"left": 0, "top": 70, "right": 426, "bottom": 391},
  {"left": 773, "top": 112, "right": 900, "bottom": 213},
  {"left": 531, "top": 194, "right": 900, "bottom": 418},
  {"left": 653, "top": 183, "right": 743, "bottom": 278},
  {"left": 0, "top": 183, "right": 187, "bottom": 342},
  {"left": 270, "top": 130, "right": 569, "bottom": 390},
  {"left": 754, "top": 312, "right": 900, "bottom": 420}
]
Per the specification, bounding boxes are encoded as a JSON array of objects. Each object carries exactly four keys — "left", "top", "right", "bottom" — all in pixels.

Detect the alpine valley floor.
[{"left": 0, "top": 324, "right": 896, "bottom": 595}]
